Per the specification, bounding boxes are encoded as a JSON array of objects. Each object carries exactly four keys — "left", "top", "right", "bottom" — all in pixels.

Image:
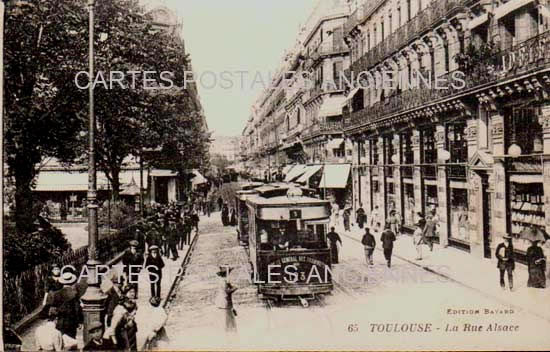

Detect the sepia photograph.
[{"left": 2, "top": 0, "right": 550, "bottom": 350}]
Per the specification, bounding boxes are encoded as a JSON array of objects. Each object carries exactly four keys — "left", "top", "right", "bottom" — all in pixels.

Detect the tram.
[
  {"left": 246, "top": 184, "right": 333, "bottom": 306},
  {"left": 235, "top": 189, "right": 260, "bottom": 245}
]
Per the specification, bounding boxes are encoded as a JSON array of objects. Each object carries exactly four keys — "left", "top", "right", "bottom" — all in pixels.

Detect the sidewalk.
[
  {"left": 19, "top": 225, "right": 199, "bottom": 351},
  {"left": 336, "top": 221, "right": 550, "bottom": 323}
]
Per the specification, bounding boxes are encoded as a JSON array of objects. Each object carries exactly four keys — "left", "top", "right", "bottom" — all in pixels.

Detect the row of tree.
[{"left": 5, "top": 0, "right": 211, "bottom": 234}]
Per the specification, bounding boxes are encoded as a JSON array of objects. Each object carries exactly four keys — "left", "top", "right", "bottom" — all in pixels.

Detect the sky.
[{"left": 161, "top": 0, "right": 317, "bottom": 137}]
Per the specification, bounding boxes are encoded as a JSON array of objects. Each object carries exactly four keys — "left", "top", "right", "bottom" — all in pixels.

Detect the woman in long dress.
[{"left": 526, "top": 241, "right": 546, "bottom": 288}]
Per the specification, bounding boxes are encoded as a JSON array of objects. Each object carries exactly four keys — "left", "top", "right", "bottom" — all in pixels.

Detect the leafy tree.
[{"left": 4, "top": 0, "right": 88, "bottom": 234}]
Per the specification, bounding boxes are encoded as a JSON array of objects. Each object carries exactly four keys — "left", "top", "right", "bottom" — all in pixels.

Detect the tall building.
[
  {"left": 242, "top": 0, "right": 353, "bottom": 201},
  {"left": 342, "top": 0, "right": 550, "bottom": 260},
  {"left": 210, "top": 136, "right": 241, "bottom": 162}
]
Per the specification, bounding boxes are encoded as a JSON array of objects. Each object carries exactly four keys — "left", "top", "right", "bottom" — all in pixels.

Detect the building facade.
[
  {"left": 242, "top": 0, "right": 354, "bottom": 205},
  {"left": 342, "top": 0, "right": 550, "bottom": 260}
]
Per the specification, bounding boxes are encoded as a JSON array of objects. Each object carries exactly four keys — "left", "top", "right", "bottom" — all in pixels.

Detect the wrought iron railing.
[
  {"left": 344, "top": 30, "right": 550, "bottom": 130},
  {"left": 348, "top": 0, "right": 465, "bottom": 74}
]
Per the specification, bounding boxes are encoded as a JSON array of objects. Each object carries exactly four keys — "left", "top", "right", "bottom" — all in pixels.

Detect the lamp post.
[{"left": 80, "top": 0, "right": 106, "bottom": 345}]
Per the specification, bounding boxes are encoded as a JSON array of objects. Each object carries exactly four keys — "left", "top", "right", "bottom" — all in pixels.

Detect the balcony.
[
  {"left": 349, "top": 0, "right": 465, "bottom": 75},
  {"left": 301, "top": 120, "right": 344, "bottom": 140},
  {"left": 344, "top": 30, "right": 550, "bottom": 131}
]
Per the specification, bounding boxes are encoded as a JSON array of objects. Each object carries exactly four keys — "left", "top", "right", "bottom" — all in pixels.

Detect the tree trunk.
[
  {"left": 13, "top": 157, "right": 37, "bottom": 235},
  {"left": 110, "top": 166, "right": 121, "bottom": 201}
]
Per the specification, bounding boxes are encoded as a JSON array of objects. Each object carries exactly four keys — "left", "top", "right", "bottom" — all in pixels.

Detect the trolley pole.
[{"left": 80, "top": 0, "right": 106, "bottom": 345}]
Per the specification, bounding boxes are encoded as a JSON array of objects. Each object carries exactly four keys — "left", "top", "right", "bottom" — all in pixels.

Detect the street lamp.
[{"left": 80, "top": 0, "right": 106, "bottom": 345}]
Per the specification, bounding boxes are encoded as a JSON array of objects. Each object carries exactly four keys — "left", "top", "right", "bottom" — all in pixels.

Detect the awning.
[
  {"left": 282, "top": 165, "right": 294, "bottom": 174},
  {"left": 468, "top": 13, "right": 488, "bottom": 30},
  {"left": 327, "top": 138, "right": 344, "bottom": 150},
  {"left": 296, "top": 165, "right": 323, "bottom": 184},
  {"left": 34, "top": 169, "right": 148, "bottom": 192},
  {"left": 510, "top": 174, "right": 543, "bottom": 184},
  {"left": 191, "top": 170, "right": 207, "bottom": 186},
  {"left": 343, "top": 87, "right": 363, "bottom": 106},
  {"left": 494, "top": 0, "right": 532, "bottom": 20},
  {"left": 318, "top": 164, "right": 351, "bottom": 188},
  {"left": 150, "top": 169, "right": 178, "bottom": 177},
  {"left": 284, "top": 164, "right": 307, "bottom": 182},
  {"left": 318, "top": 95, "right": 346, "bottom": 118}
]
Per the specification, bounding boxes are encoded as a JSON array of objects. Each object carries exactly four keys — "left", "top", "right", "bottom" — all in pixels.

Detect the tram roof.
[
  {"left": 247, "top": 195, "right": 329, "bottom": 207},
  {"left": 240, "top": 182, "right": 264, "bottom": 190}
]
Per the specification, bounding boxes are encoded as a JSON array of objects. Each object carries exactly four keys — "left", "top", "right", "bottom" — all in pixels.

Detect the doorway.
[{"left": 481, "top": 174, "right": 492, "bottom": 259}]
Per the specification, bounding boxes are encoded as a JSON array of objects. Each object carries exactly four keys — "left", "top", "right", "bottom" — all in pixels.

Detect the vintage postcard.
[{"left": 2, "top": 0, "right": 550, "bottom": 351}]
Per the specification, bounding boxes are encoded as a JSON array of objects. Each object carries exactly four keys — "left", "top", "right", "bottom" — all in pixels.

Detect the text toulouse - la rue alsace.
[{"left": 368, "top": 322, "right": 519, "bottom": 333}]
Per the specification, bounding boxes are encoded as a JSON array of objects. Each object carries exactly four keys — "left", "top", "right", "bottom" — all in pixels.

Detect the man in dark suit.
[
  {"left": 121, "top": 240, "right": 144, "bottom": 296},
  {"left": 495, "top": 233, "right": 515, "bottom": 291},
  {"left": 327, "top": 227, "right": 343, "bottom": 264},
  {"left": 83, "top": 321, "right": 117, "bottom": 350}
]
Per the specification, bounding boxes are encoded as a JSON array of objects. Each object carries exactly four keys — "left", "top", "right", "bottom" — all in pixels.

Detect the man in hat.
[
  {"left": 56, "top": 272, "right": 83, "bottom": 341},
  {"left": 495, "top": 233, "right": 515, "bottom": 291},
  {"left": 83, "top": 321, "right": 117, "bottom": 350},
  {"left": 121, "top": 240, "right": 144, "bottom": 296},
  {"left": 35, "top": 307, "right": 64, "bottom": 351},
  {"left": 167, "top": 219, "right": 179, "bottom": 261},
  {"left": 215, "top": 265, "right": 238, "bottom": 332},
  {"left": 327, "top": 227, "right": 343, "bottom": 264},
  {"left": 145, "top": 245, "right": 165, "bottom": 298}
]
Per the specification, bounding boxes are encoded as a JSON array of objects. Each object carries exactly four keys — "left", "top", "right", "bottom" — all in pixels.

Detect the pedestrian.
[
  {"left": 144, "top": 296, "right": 169, "bottom": 350},
  {"left": 370, "top": 205, "right": 380, "bottom": 229},
  {"left": 217, "top": 196, "right": 224, "bottom": 212},
  {"left": 104, "top": 298, "right": 138, "bottom": 351},
  {"left": 221, "top": 204, "right": 229, "bottom": 226},
  {"left": 35, "top": 307, "right": 66, "bottom": 351},
  {"left": 229, "top": 207, "right": 237, "bottom": 226},
  {"left": 413, "top": 220, "right": 425, "bottom": 260},
  {"left": 327, "top": 227, "right": 343, "bottom": 264},
  {"left": 388, "top": 210, "right": 400, "bottom": 237},
  {"left": 167, "top": 219, "right": 179, "bottom": 261},
  {"left": 191, "top": 207, "right": 200, "bottom": 233},
  {"left": 356, "top": 204, "right": 366, "bottom": 229},
  {"left": 83, "top": 321, "right": 117, "bottom": 351},
  {"left": 423, "top": 208, "right": 438, "bottom": 251},
  {"left": 121, "top": 240, "right": 144, "bottom": 296},
  {"left": 215, "top": 265, "right": 238, "bottom": 333},
  {"left": 343, "top": 208, "right": 351, "bottom": 232},
  {"left": 361, "top": 227, "right": 376, "bottom": 265},
  {"left": 495, "top": 234, "right": 515, "bottom": 291},
  {"left": 183, "top": 213, "right": 192, "bottom": 247},
  {"left": 104, "top": 273, "right": 124, "bottom": 328},
  {"left": 145, "top": 245, "right": 165, "bottom": 299},
  {"left": 380, "top": 223, "right": 396, "bottom": 268},
  {"left": 526, "top": 240, "right": 546, "bottom": 288},
  {"left": 134, "top": 227, "right": 146, "bottom": 254},
  {"left": 42, "top": 263, "right": 63, "bottom": 309},
  {"left": 55, "top": 272, "right": 83, "bottom": 342},
  {"left": 331, "top": 203, "right": 340, "bottom": 227},
  {"left": 206, "top": 199, "right": 211, "bottom": 217}
]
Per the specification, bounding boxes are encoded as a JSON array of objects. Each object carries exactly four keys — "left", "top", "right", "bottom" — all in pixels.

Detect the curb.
[
  {"left": 342, "top": 232, "right": 550, "bottom": 325},
  {"left": 140, "top": 230, "right": 200, "bottom": 350}
]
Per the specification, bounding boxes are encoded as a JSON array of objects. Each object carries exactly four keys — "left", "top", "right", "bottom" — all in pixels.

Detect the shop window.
[
  {"left": 425, "top": 185, "right": 438, "bottom": 215},
  {"left": 507, "top": 107, "right": 543, "bottom": 155},
  {"left": 447, "top": 122, "right": 467, "bottom": 179},
  {"left": 510, "top": 181, "right": 544, "bottom": 252},
  {"left": 421, "top": 128, "right": 436, "bottom": 178},
  {"left": 449, "top": 188, "right": 469, "bottom": 242},
  {"left": 403, "top": 183, "right": 415, "bottom": 226},
  {"left": 370, "top": 139, "right": 379, "bottom": 165},
  {"left": 384, "top": 135, "right": 394, "bottom": 164},
  {"left": 401, "top": 132, "right": 414, "bottom": 164}
]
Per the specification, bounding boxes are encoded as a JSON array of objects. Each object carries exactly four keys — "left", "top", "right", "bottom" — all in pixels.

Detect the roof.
[
  {"left": 34, "top": 169, "right": 148, "bottom": 192},
  {"left": 249, "top": 195, "right": 329, "bottom": 206},
  {"left": 150, "top": 169, "right": 178, "bottom": 177}
]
